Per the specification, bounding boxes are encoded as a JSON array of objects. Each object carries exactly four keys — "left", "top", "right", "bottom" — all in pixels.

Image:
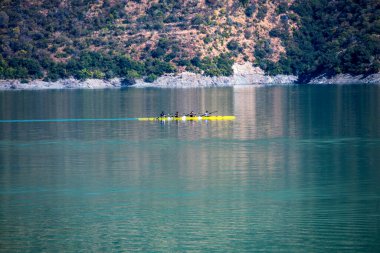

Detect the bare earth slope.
[{"left": 0, "top": 0, "right": 295, "bottom": 74}]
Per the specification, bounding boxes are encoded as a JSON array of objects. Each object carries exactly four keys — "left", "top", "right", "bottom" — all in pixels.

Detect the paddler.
[
  {"left": 174, "top": 112, "right": 179, "bottom": 117},
  {"left": 160, "top": 111, "right": 165, "bottom": 117},
  {"left": 188, "top": 111, "right": 195, "bottom": 117},
  {"left": 203, "top": 110, "right": 210, "bottom": 117}
]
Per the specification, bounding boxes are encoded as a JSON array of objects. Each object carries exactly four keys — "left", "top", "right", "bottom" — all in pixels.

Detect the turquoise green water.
[{"left": 0, "top": 86, "right": 380, "bottom": 252}]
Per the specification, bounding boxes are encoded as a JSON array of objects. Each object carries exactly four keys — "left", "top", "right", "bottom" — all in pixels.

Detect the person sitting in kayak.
[
  {"left": 203, "top": 110, "right": 210, "bottom": 117},
  {"left": 188, "top": 111, "right": 195, "bottom": 117},
  {"left": 174, "top": 112, "right": 179, "bottom": 117},
  {"left": 160, "top": 111, "right": 165, "bottom": 117}
]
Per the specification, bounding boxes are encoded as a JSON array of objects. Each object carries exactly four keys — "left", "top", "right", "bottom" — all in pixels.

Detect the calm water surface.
[{"left": 0, "top": 85, "right": 380, "bottom": 252}]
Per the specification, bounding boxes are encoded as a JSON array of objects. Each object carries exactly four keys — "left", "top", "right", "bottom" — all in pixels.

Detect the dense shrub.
[
  {"left": 144, "top": 73, "right": 158, "bottom": 83},
  {"left": 0, "top": 0, "right": 378, "bottom": 82},
  {"left": 256, "top": 6, "right": 268, "bottom": 20},
  {"left": 280, "top": 0, "right": 380, "bottom": 77},
  {"left": 227, "top": 40, "right": 240, "bottom": 51},
  {"left": 239, "top": 0, "right": 249, "bottom": 7},
  {"left": 197, "top": 54, "right": 234, "bottom": 77},
  {"left": 245, "top": 6, "right": 256, "bottom": 18}
]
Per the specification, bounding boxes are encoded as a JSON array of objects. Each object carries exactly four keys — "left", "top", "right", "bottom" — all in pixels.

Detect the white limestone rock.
[{"left": 308, "top": 73, "right": 380, "bottom": 84}]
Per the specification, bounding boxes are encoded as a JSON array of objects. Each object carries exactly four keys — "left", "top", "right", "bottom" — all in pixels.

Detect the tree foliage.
[
  {"left": 0, "top": 0, "right": 378, "bottom": 82},
  {"left": 278, "top": 0, "right": 380, "bottom": 78}
]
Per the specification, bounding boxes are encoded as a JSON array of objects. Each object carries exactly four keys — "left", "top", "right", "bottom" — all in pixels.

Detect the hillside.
[{"left": 0, "top": 0, "right": 379, "bottom": 82}]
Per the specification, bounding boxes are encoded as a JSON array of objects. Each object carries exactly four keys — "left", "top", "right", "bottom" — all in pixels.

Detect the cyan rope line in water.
[{"left": 0, "top": 118, "right": 139, "bottom": 123}]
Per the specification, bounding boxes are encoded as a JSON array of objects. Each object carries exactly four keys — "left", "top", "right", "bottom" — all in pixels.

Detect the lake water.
[{"left": 0, "top": 85, "right": 380, "bottom": 252}]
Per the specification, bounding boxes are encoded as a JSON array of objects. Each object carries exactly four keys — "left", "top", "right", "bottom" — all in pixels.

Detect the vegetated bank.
[
  {"left": 0, "top": 0, "right": 379, "bottom": 87},
  {"left": 0, "top": 61, "right": 298, "bottom": 90},
  {"left": 2, "top": 61, "right": 380, "bottom": 90}
]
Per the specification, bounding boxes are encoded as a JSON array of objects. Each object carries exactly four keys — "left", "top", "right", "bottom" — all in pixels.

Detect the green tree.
[
  {"left": 0, "top": 11, "right": 9, "bottom": 28},
  {"left": 144, "top": 73, "right": 158, "bottom": 83},
  {"left": 239, "top": 0, "right": 249, "bottom": 7}
]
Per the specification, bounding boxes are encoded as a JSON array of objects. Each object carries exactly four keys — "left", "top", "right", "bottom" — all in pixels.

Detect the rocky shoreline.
[
  {"left": 0, "top": 78, "right": 122, "bottom": 90},
  {"left": 307, "top": 73, "right": 380, "bottom": 85},
  {"left": 0, "top": 62, "right": 379, "bottom": 90}
]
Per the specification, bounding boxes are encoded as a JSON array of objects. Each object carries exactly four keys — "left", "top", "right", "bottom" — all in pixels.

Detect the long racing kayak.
[{"left": 138, "top": 116, "right": 235, "bottom": 121}]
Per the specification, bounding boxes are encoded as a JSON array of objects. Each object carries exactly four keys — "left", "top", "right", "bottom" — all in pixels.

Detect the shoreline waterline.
[{"left": 1, "top": 62, "right": 379, "bottom": 90}]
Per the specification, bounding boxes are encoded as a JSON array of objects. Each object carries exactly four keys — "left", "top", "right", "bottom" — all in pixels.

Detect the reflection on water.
[
  {"left": 0, "top": 86, "right": 380, "bottom": 252},
  {"left": 233, "top": 85, "right": 380, "bottom": 139}
]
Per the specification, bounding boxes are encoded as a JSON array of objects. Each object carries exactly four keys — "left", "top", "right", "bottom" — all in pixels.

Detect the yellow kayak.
[{"left": 138, "top": 116, "right": 236, "bottom": 121}]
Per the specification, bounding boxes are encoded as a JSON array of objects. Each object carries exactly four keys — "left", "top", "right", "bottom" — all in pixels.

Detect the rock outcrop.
[
  {"left": 308, "top": 73, "right": 380, "bottom": 84},
  {"left": 133, "top": 62, "right": 298, "bottom": 88},
  {"left": 0, "top": 78, "right": 121, "bottom": 90}
]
